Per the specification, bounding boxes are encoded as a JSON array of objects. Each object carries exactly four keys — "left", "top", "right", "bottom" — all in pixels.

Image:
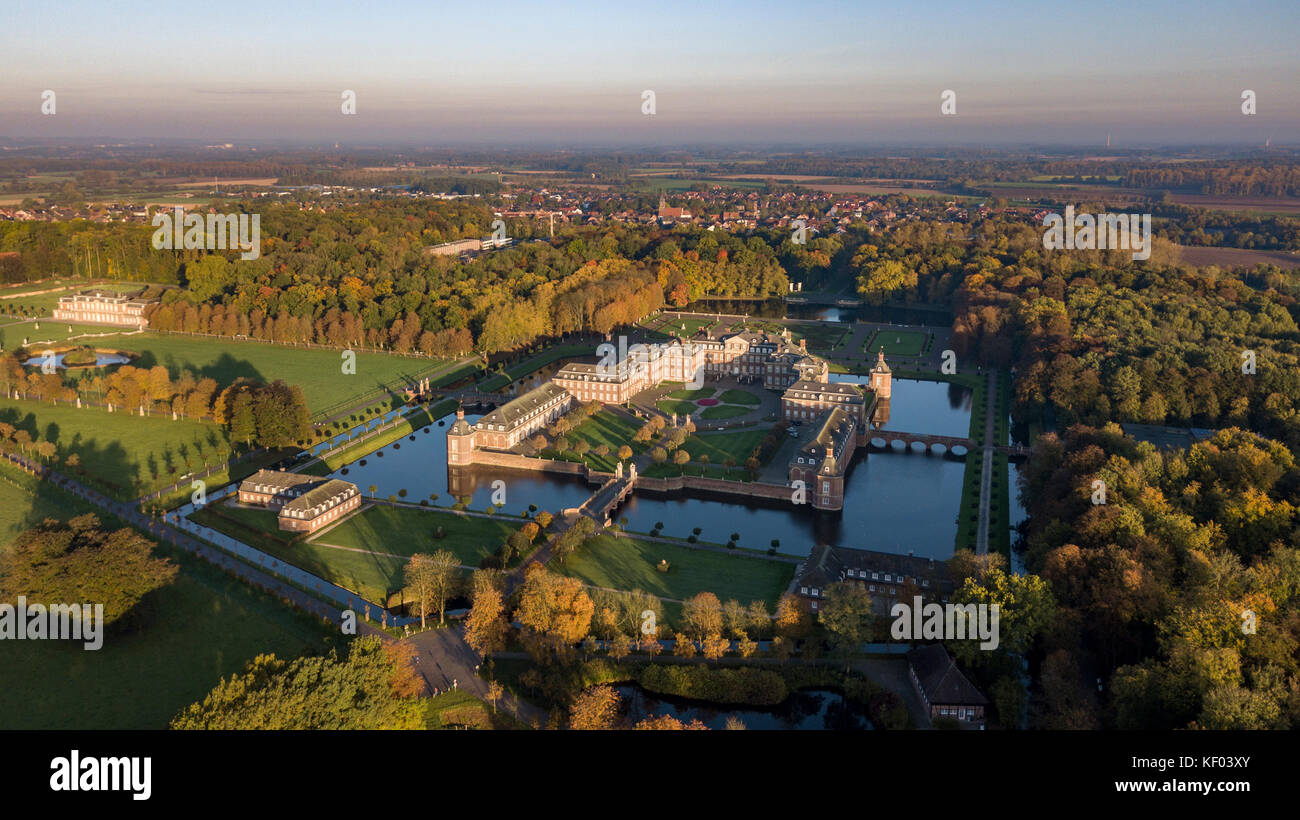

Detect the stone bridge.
[
  {"left": 867, "top": 430, "right": 1029, "bottom": 460},
  {"left": 456, "top": 390, "right": 507, "bottom": 408},
  {"left": 578, "top": 474, "right": 637, "bottom": 526}
]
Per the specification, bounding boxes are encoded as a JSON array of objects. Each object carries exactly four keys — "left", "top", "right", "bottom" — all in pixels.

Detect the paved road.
[
  {"left": 974, "top": 370, "right": 997, "bottom": 555},
  {"left": 402, "top": 625, "right": 548, "bottom": 727}
]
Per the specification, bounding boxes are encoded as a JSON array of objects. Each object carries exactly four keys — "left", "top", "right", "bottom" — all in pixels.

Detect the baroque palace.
[{"left": 448, "top": 327, "right": 893, "bottom": 512}]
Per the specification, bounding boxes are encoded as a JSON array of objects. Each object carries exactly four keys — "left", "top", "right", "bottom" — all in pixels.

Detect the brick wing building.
[
  {"left": 908, "top": 643, "right": 989, "bottom": 728},
  {"left": 237, "top": 469, "right": 360, "bottom": 533}
]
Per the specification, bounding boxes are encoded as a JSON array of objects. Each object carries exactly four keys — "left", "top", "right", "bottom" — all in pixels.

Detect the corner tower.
[{"left": 869, "top": 350, "right": 892, "bottom": 399}]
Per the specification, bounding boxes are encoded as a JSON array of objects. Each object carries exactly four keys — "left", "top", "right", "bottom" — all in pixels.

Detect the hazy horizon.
[{"left": 2, "top": 0, "right": 1297, "bottom": 146}]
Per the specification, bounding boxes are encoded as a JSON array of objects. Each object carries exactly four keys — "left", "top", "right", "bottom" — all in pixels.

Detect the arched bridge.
[
  {"left": 456, "top": 391, "right": 507, "bottom": 408},
  {"left": 867, "top": 430, "right": 1030, "bottom": 460}
]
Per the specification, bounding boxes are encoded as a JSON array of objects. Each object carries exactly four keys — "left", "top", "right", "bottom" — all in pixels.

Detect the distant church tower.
[{"left": 869, "top": 350, "right": 892, "bottom": 399}]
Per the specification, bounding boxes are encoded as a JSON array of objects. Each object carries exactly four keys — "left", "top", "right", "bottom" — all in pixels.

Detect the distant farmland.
[{"left": 1176, "top": 245, "right": 1300, "bottom": 270}]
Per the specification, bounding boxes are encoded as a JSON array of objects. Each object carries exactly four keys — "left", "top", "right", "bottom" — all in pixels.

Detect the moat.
[{"left": 324, "top": 377, "right": 976, "bottom": 560}]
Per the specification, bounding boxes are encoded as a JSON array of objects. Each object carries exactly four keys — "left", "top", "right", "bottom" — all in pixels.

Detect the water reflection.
[
  {"left": 617, "top": 685, "right": 872, "bottom": 730},
  {"left": 23, "top": 352, "right": 131, "bottom": 368},
  {"left": 322, "top": 412, "right": 592, "bottom": 515}
]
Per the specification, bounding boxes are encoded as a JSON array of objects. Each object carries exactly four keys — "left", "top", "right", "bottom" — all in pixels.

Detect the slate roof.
[
  {"left": 477, "top": 382, "right": 570, "bottom": 429},
  {"left": 795, "top": 544, "right": 953, "bottom": 596},
  {"left": 908, "top": 644, "right": 989, "bottom": 707},
  {"left": 799, "top": 407, "right": 856, "bottom": 464},
  {"left": 785, "top": 379, "right": 867, "bottom": 402},
  {"left": 239, "top": 469, "right": 317, "bottom": 494},
  {"left": 280, "top": 479, "right": 358, "bottom": 515}
]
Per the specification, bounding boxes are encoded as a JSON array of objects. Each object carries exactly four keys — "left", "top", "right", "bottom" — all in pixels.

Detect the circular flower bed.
[{"left": 696, "top": 398, "right": 720, "bottom": 406}]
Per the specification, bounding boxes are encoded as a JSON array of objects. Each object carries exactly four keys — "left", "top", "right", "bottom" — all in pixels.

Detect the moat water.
[
  {"left": 323, "top": 377, "right": 974, "bottom": 560},
  {"left": 614, "top": 685, "right": 873, "bottom": 730}
]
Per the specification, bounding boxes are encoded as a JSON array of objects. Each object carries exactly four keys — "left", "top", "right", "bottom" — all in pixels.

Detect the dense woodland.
[
  {"left": 1020, "top": 425, "right": 1300, "bottom": 729},
  {"left": 0, "top": 202, "right": 789, "bottom": 354}
]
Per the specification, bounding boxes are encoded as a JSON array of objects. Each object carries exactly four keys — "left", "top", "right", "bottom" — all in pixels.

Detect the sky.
[{"left": 1, "top": 0, "right": 1297, "bottom": 146}]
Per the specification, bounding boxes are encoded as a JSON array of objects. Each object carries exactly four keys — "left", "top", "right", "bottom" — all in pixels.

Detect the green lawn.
[
  {"left": 656, "top": 399, "right": 699, "bottom": 417},
  {"left": 8, "top": 328, "right": 461, "bottom": 419},
  {"left": 0, "top": 398, "right": 234, "bottom": 500},
  {"left": 478, "top": 343, "right": 592, "bottom": 391},
  {"left": 0, "top": 465, "right": 101, "bottom": 549},
  {"left": 865, "top": 329, "right": 930, "bottom": 357},
  {"left": 666, "top": 386, "right": 715, "bottom": 400},
  {"left": 789, "top": 322, "right": 850, "bottom": 351},
  {"left": 657, "top": 315, "right": 717, "bottom": 337},
  {"left": 191, "top": 502, "right": 521, "bottom": 604},
  {"left": 567, "top": 410, "right": 645, "bottom": 471},
  {"left": 682, "top": 429, "right": 766, "bottom": 464},
  {"left": 0, "top": 461, "right": 337, "bottom": 729},
  {"left": 699, "top": 404, "right": 751, "bottom": 420},
  {"left": 717, "top": 389, "right": 761, "bottom": 406},
  {"left": 553, "top": 534, "right": 794, "bottom": 608},
  {"left": 314, "top": 504, "right": 522, "bottom": 566}
]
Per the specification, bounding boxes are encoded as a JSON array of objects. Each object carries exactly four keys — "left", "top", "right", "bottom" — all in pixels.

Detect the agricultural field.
[{"left": 552, "top": 534, "right": 794, "bottom": 609}]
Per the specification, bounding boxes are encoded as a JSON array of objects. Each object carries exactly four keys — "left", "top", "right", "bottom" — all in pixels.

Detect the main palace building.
[{"left": 449, "top": 327, "right": 893, "bottom": 511}]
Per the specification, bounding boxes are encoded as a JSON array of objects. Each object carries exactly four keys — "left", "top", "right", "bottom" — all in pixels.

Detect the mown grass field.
[
  {"left": 4, "top": 326, "right": 462, "bottom": 418},
  {"left": 666, "top": 386, "right": 714, "bottom": 400},
  {"left": 552, "top": 534, "right": 794, "bottom": 607},
  {"left": 0, "top": 397, "right": 233, "bottom": 500},
  {"left": 567, "top": 410, "right": 646, "bottom": 471},
  {"left": 478, "top": 343, "right": 593, "bottom": 392},
  {"left": 717, "top": 389, "right": 761, "bottom": 406},
  {"left": 682, "top": 429, "right": 766, "bottom": 464},
  {"left": 191, "top": 501, "right": 522, "bottom": 604},
  {"left": 313, "top": 504, "right": 522, "bottom": 566},
  {"left": 0, "top": 461, "right": 336, "bottom": 729},
  {"left": 655, "top": 399, "right": 699, "bottom": 416},
  {"left": 865, "top": 329, "right": 930, "bottom": 357},
  {"left": 699, "top": 404, "right": 750, "bottom": 420}
]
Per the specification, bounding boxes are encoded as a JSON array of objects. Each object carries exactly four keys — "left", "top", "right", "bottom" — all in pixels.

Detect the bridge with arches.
[{"left": 866, "top": 430, "right": 1029, "bottom": 460}]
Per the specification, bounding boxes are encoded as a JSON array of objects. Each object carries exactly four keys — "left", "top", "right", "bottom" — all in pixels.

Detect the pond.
[
  {"left": 616, "top": 684, "right": 873, "bottom": 730},
  {"left": 23, "top": 351, "right": 132, "bottom": 369}
]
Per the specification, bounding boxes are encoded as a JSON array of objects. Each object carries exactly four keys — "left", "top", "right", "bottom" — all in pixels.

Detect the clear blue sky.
[{"left": 1, "top": 0, "right": 1296, "bottom": 145}]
